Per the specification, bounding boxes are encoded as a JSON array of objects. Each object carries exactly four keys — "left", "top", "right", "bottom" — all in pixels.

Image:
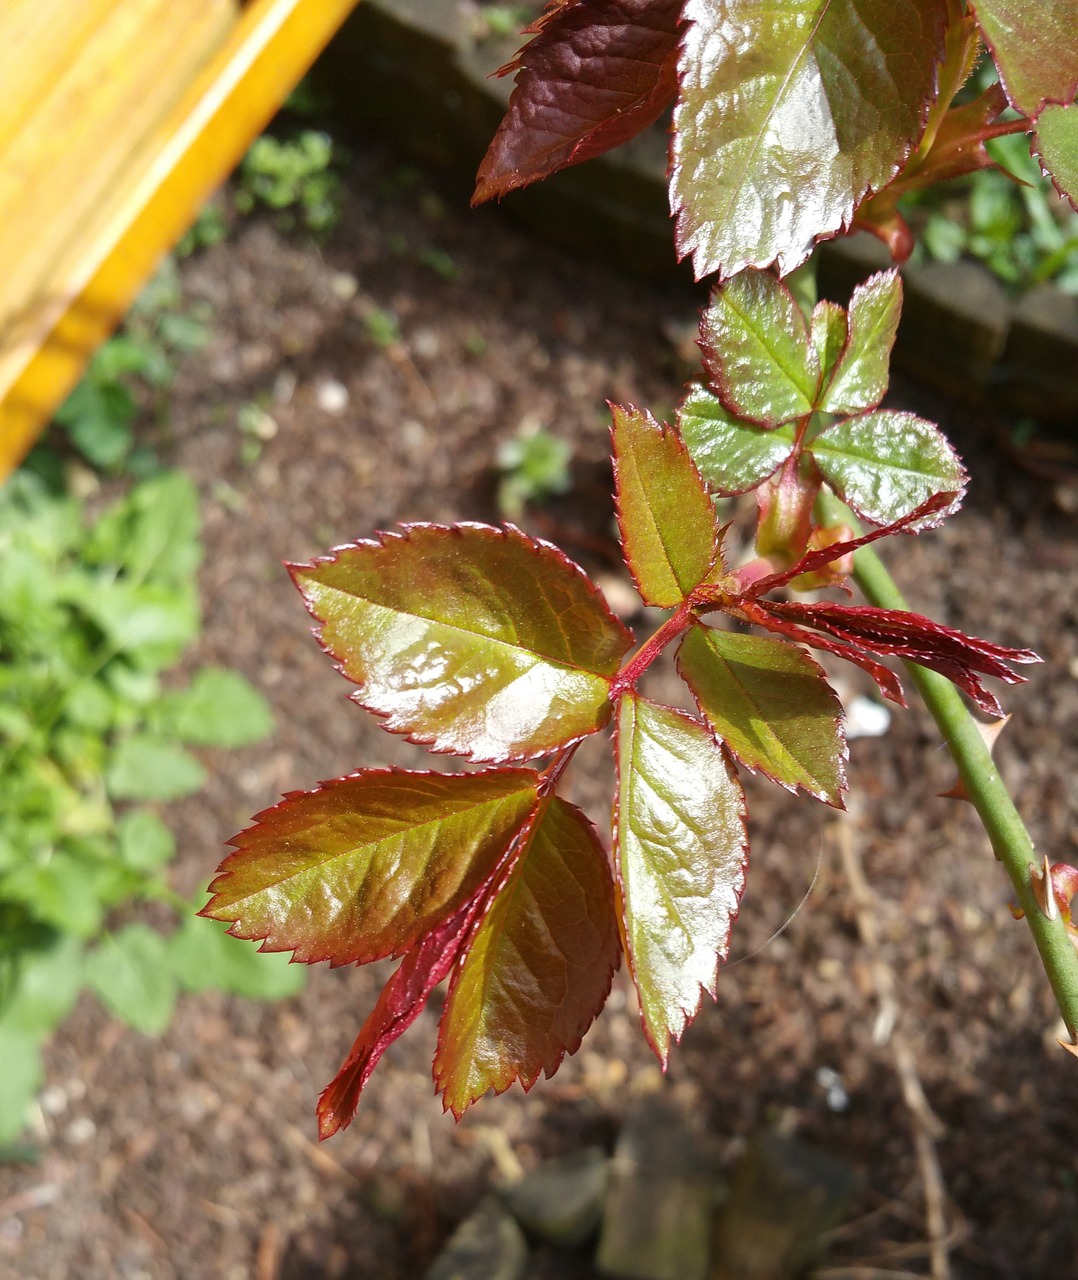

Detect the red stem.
[{"left": 609, "top": 601, "right": 695, "bottom": 699}]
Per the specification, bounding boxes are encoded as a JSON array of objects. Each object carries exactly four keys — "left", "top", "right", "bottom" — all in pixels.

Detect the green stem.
[{"left": 817, "top": 490, "right": 1078, "bottom": 1042}]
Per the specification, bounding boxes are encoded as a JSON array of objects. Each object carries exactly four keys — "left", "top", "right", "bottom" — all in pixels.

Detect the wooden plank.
[{"left": 0, "top": 0, "right": 360, "bottom": 482}]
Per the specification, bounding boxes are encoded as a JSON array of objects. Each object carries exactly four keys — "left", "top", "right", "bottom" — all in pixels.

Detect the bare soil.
[{"left": 1, "top": 138, "right": 1076, "bottom": 1280}]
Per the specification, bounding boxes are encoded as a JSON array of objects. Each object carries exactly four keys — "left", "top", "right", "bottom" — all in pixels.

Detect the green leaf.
[
  {"left": 85, "top": 924, "right": 178, "bottom": 1035},
  {"left": 820, "top": 271, "right": 902, "bottom": 414},
  {"left": 153, "top": 667, "right": 274, "bottom": 748},
  {"left": 678, "top": 626, "right": 846, "bottom": 805},
  {"left": 86, "top": 471, "right": 202, "bottom": 585},
  {"left": 809, "top": 300, "right": 849, "bottom": 399},
  {"left": 168, "top": 910, "right": 305, "bottom": 1000},
  {"left": 0, "top": 937, "right": 84, "bottom": 1037},
  {"left": 671, "top": 0, "right": 944, "bottom": 277},
  {"left": 677, "top": 385, "right": 794, "bottom": 495},
  {"left": 73, "top": 580, "right": 199, "bottom": 660},
  {"left": 0, "top": 1027, "right": 43, "bottom": 1145},
  {"left": 290, "top": 524, "right": 632, "bottom": 762},
  {"left": 117, "top": 809, "right": 176, "bottom": 872},
  {"left": 810, "top": 410, "right": 966, "bottom": 527},
  {"left": 204, "top": 768, "right": 539, "bottom": 967},
  {"left": 106, "top": 734, "right": 207, "bottom": 801},
  {"left": 435, "top": 796, "right": 620, "bottom": 1117},
  {"left": 973, "top": 0, "right": 1078, "bottom": 116},
  {"left": 1034, "top": 103, "right": 1078, "bottom": 208},
  {"left": 699, "top": 271, "right": 819, "bottom": 426},
  {"left": 614, "top": 694, "right": 747, "bottom": 1060},
  {"left": 1, "top": 856, "right": 108, "bottom": 938},
  {"left": 611, "top": 405, "right": 718, "bottom": 607}
]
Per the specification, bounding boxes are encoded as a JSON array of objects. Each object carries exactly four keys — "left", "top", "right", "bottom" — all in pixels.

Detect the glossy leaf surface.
[
  {"left": 290, "top": 524, "right": 632, "bottom": 762},
  {"left": 811, "top": 411, "right": 966, "bottom": 527},
  {"left": 699, "top": 271, "right": 819, "bottom": 425},
  {"left": 972, "top": 0, "right": 1078, "bottom": 116},
  {"left": 1035, "top": 103, "right": 1078, "bottom": 207},
  {"left": 671, "top": 0, "right": 944, "bottom": 277},
  {"left": 435, "top": 796, "right": 620, "bottom": 1117},
  {"left": 678, "top": 625, "right": 846, "bottom": 805},
  {"left": 473, "top": 0, "right": 682, "bottom": 204},
  {"left": 821, "top": 272, "right": 902, "bottom": 415},
  {"left": 809, "top": 301, "right": 849, "bottom": 400},
  {"left": 317, "top": 895, "right": 481, "bottom": 1139},
  {"left": 612, "top": 404, "right": 718, "bottom": 606},
  {"left": 203, "top": 768, "right": 538, "bottom": 966},
  {"left": 677, "top": 385, "right": 794, "bottom": 494},
  {"left": 614, "top": 693, "right": 747, "bottom": 1060}
]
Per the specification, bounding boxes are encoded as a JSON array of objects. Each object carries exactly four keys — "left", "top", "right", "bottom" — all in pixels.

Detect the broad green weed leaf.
[
  {"left": 614, "top": 693, "right": 747, "bottom": 1060},
  {"left": 1, "top": 856, "right": 108, "bottom": 938},
  {"left": 85, "top": 924, "right": 178, "bottom": 1035},
  {"left": 85, "top": 471, "right": 202, "bottom": 585},
  {"left": 972, "top": 0, "right": 1078, "bottom": 116},
  {"left": 699, "top": 271, "right": 819, "bottom": 425},
  {"left": 0, "top": 1027, "right": 43, "bottom": 1145},
  {"left": 677, "top": 386, "right": 794, "bottom": 494},
  {"left": 811, "top": 410, "right": 966, "bottom": 526},
  {"left": 153, "top": 667, "right": 274, "bottom": 748},
  {"left": 435, "top": 796, "right": 619, "bottom": 1117},
  {"left": 106, "top": 734, "right": 207, "bottom": 801},
  {"left": 0, "top": 937, "right": 84, "bottom": 1036},
  {"left": 671, "top": 0, "right": 944, "bottom": 277},
  {"left": 611, "top": 404, "right": 718, "bottom": 607},
  {"left": 169, "top": 911, "right": 305, "bottom": 1000},
  {"left": 473, "top": 0, "right": 681, "bottom": 203},
  {"left": 678, "top": 626, "right": 846, "bottom": 805},
  {"left": 290, "top": 524, "right": 632, "bottom": 762},
  {"left": 809, "top": 301, "right": 849, "bottom": 401},
  {"left": 205, "top": 768, "right": 539, "bottom": 966},
  {"left": 72, "top": 580, "right": 199, "bottom": 661},
  {"left": 1034, "top": 103, "right": 1078, "bottom": 207},
  {"left": 821, "top": 271, "right": 902, "bottom": 415},
  {"left": 117, "top": 809, "right": 176, "bottom": 872}
]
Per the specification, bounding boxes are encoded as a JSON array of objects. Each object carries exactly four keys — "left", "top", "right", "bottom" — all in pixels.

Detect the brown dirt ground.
[{"left": 1, "top": 138, "right": 1077, "bottom": 1280}]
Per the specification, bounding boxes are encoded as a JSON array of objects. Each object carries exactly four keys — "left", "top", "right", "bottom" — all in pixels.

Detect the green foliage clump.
[
  {"left": 0, "top": 471, "right": 302, "bottom": 1148},
  {"left": 234, "top": 129, "right": 342, "bottom": 234},
  {"left": 497, "top": 422, "right": 573, "bottom": 518}
]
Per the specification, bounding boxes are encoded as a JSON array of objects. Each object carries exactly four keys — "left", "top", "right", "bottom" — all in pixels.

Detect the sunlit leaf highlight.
[
  {"left": 614, "top": 693, "right": 747, "bottom": 1060},
  {"left": 676, "top": 385, "right": 794, "bottom": 494},
  {"left": 821, "top": 271, "right": 903, "bottom": 415}
]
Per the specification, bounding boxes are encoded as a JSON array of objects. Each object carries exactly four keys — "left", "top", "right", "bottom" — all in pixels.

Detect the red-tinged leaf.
[
  {"left": 434, "top": 795, "right": 620, "bottom": 1117},
  {"left": 473, "top": 0, "right": 682, "bottom": 205},
  {"left": 810, "top": 410, "right": 967, "bottom": 527},
  {"left": 678, "top": 624, "right": 846, "bottom": 805},
  {"left": 759, "top": 600, "right": 1041, "bottom": 717},
  {"left": 972, "top": 0, "right": 1078, "bottom": 116},
  {"left": 1034, "top": 103, "right": 1078, "bottom": 209},
  {"left": 820, "top": 272, "right": 902, "bottom": 415},
  {"left": 613, "top": 692, "right": 747, "bottom": 1061},
  {"left": 317, "top": 895, "right": 482, "bottom": 1139},
  {"left": 671, "top": 0, "right": 946, "bottom": 278},
  {"left": 677, "top": 384, "right": 795, "bottom": 495},
  {"left": 810, "top": 301, "right": 849, "bottom": 402},
  {"left": 290, "top": 524, "right": 632, "bottom": 762},
  {"left": 699, "top": 270, "right": 819, "bottom": 426},
  {"left": 745, "top": 492, "right": 958, "bottom": 597},
  {"left": 611, "top": 404, "right": 719, "bottom": 607},
  {"left": 202, "top": 768, "right": 539, "bottom": 966},
  {"left": 734, "top": 598, "right": 907, "bottom": 706}
]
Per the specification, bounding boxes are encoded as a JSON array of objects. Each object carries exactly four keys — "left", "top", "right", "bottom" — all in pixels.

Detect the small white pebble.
[
  {"left": 845, "top": 695, "right": 891, "bottom": 739},
  {"left": 64, "top": 1116, "right": 96, "bottom": 1145},
  {"left": 401, "top": 419, "right": 427, "bottom": 451},
  {"left": 316, "top": 378, "right": 349, "bottom": 415},
  {"left": 273, "top": 369, "right": 297, "bottom": 405},
  {"left": 329, "top": 271, "right": 358, "bottom": 300},
  {"left": 39, "top": 1085, "right": 68, "bottom": 1117},
  {"left": 411, "top": 327, "right": 440, "bottom": 359}
]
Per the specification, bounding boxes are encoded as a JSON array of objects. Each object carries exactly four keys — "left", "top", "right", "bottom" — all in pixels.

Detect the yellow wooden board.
[{"left": 0, "top": 0, "right": 360, "bottom": 482}]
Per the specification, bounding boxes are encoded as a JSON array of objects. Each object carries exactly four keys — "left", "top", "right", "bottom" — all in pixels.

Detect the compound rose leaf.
[
  {"left": 317, "top": 894, "right": 482, "bottom": 1139},
  {"left": 972, "top": 0, "right": 1078, "bottom": 117},
  {"left": 1034, "top": 103, "right": 1078, "bottom": 209},
  {"left": 677, "top": 385, "right": 795, "bottom": 495},
  {"left": 678, "top": 625, "right": 847, "bottom": 806},
  {"left": 810, "top": 410, "right": 967, "bottom": 527},
  {"left": 435, "top": 795, "right": 620, "bottom": 1117},
  {"left": 290, "top": 524, "right": 633, "bottom": 762},
  {"left": 614, "top": 692, "right": 747, "bottom": 1061},
  {"left": 699, "top": 270, "right": 820, "bottom": 426},
  {"left": 473, "top": 0, "right": 682, "bottom": 204},
  {"left": 202, "top": 767, "right": 538, "bottom": 966},
  {"left": 612, "top": 404, "right": 720, "bottom": 607},
  {"left": 671, "top": 0, "right": 945, "bottom": 278},
  {"left": 809, "top": 300, "right": 850, "bottom": 402},
  {"left": 820, "top": 271, "right": 902, "bottom": 415}
]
